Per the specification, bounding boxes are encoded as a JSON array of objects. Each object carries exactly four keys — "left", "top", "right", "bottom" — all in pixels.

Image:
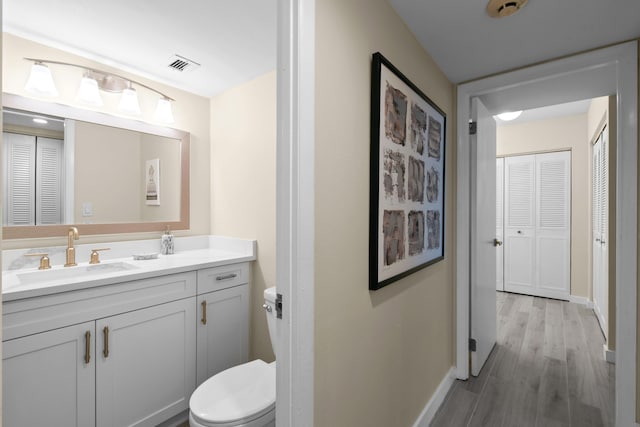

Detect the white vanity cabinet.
[
  {"left": 3, "top": 322, "right": 96, "bottom": 427},
  {"left": 196, "top": 264, "right": 250, "bottom": 386},
  {"left": 2, "top": 260, "right": 252, "bottom": 427},
  {"left": 2, "top": 271, "right": 197, "bottom": 427},
  {"left": 96, "top": 298, "right": 196, "bottom": 427}
]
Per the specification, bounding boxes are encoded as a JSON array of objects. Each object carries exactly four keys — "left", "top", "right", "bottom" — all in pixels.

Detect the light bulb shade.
[
  {"left": 75, "top": 77, "right": 103, "bottom": 106},
  {"left": 25, "top": 63, "right": 59, "bottom": 97},
  {"left": 118, "top": 87, "right": 141, "bottom": 115},
  {"left": 154, "top": 98, "right": 174, "bottom": 123}
]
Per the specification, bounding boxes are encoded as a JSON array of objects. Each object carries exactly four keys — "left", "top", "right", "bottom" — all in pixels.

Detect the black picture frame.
[{"left": 369, "top": 52, "right": 447, "bottom": 291}]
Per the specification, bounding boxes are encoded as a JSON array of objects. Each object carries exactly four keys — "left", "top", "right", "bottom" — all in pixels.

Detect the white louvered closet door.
[
  {"left": 504, "top": 151, "right": 571, "bottom": 300},
  {"left": 504, "top": 154, "right": 536, "bottom": 294},
  {"left": 36, "top": 137, "right": 64, "bottom": 225},
  {"left": 593, "top": 131, "right": 608, "bottom": 338},
  {"left": 3, "top": 132, "right": 64, "bottom": 226},
  {"left": 496, "top": 158, "right": 504, "bottom": 291},
  {"left": 535, "top": 151, "right": 571, "bottom": 298},
  {"left": 3, "top": 133, "right": 36, "bottom": 226}
]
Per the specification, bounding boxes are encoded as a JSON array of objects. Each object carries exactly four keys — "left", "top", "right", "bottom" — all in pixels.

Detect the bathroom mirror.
[{"left": 2, "top": 93, "right": 190, "bottom": 239}]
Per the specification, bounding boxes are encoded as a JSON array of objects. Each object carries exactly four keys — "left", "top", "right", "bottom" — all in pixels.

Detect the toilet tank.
[{"left": 264, "top": 287, "right": 277, "bottom": 358}]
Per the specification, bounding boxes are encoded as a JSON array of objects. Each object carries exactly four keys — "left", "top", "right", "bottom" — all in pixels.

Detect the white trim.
[
  {"left": 568, "top": 295, "right": 593, "bottom": 308},
  {"left": 456, "top": 41, "right": 637, "bottom": 426},
  {"left": 275, "top": 0, "right": 315, "bottom": 426},
  {"left": 603, "top": 345, "right": 616, "bottom": 364},
  {"left": 412, "top": 368, "right": 456, "bottom": 427}
]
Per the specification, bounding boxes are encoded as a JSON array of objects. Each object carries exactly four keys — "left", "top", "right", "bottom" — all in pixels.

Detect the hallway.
[{"left": 432, "top": 292, "right": 615, "bottom": 426}]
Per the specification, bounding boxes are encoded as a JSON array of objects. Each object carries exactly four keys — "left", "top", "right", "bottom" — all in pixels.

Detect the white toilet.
[{"left": 189, "top": 287, "right": 277, "bottom": 427}]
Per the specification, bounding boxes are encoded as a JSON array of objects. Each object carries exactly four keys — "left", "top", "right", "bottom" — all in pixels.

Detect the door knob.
[{"left": 493, "top": 238, "right": 503, "bottom": 247}]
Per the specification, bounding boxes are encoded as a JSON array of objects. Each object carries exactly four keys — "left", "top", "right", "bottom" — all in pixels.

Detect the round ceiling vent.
[{"left": 486, "top": 0, "right": 528, "bottom": 18}]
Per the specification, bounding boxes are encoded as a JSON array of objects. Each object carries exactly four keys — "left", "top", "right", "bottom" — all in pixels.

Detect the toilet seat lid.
[{"left": 190, "top": 359, "right": 276, "bottom": 424}]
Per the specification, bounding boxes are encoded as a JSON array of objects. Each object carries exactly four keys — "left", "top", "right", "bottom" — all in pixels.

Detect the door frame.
[
  {"left": 275, "top": 0, "right": 315, "bottom": 426},
  {"left": 456, "top": 41, "right": 638, "bottom": 425}
]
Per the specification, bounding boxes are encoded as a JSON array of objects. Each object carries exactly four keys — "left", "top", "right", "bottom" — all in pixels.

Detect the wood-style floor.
[{"left": 431, "top": 292, "right": 615, "bottom": 427}]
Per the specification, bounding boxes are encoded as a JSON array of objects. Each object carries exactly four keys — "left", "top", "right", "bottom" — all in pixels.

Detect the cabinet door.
[
  {"left": 197, "top": 284, "right": 249, "bottom": 386},
  {"left": 3, "top": 322, "right": 95, "bottom": 427},
  {"left": 96, "top": 298, "right": 196, "bottom": 427}
]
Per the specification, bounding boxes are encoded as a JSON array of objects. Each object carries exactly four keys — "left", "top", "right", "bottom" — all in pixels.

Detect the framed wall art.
[
  {"left": 369, "top": 52, "right": 446, "bottom": 291},
  {"left": 145, "top": 158, "right": 160, "bottom": 206}
]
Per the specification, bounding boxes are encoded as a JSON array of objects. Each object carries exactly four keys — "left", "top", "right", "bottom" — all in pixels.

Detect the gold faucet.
[{"left": 64, "top": 227, "right": 79, "bottom": 267}]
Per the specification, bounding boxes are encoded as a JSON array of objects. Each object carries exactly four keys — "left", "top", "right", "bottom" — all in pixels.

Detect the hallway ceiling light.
[
  {"left": 495, "top": 110, "right": 523, "bottom": 121},
  {"left": 486, "top": 0, "right": 528, "bottom": 18},
  {"left": 23, "top": 58, "right": 175, "bottom": 123}
]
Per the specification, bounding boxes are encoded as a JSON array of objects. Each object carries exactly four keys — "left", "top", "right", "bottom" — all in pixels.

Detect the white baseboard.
[
  {"left": 568, "top": 295, "right": 593, "bottom": 308},
  {"left": 412, "top": 367, "right": 456, "bottom": 427},
  {"left": 603, "top": 345, "right": 616, "bottom": 364}
]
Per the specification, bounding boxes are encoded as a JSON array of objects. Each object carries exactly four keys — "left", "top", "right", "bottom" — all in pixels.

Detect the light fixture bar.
[{"left": 24, "top": 57, "right": 175, "bottom": 101}]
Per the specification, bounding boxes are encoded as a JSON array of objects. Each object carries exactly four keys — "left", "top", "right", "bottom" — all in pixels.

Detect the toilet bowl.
[{"left": 189, "top": 287, "right": 277, "bottom": 427}]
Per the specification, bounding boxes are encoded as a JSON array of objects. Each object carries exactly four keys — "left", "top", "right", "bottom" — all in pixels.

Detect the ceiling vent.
[
  {"left": 486, "top": 0, "right": 528, "bottom": 18},
  {"left": 167, "top": 54, "right": 200, "bottom": 72}
]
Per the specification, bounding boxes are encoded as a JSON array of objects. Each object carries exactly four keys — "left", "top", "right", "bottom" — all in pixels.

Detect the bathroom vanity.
[{"left": 2, "top": 237, "right": 254, "bottom": 427}]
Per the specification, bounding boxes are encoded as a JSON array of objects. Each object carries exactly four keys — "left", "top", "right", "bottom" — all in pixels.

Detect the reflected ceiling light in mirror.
[
  {"left": 24, "top": 62, "right": 59, "bottom": 97},
  {"left": 23, "top": 58, "right": 175, "bottom": 123},
  {"left": 32, "top": 118, "right": 48, "bottom": 124},
  {"left": 154, "top": 97, "right": 174, "bottom": 123},
  {"left": 495, "top": 110, "right": 523, "bottom": 121},
  {"left": 75, "top": 75, "right": 103, "bottom": 106},
  {"left": 118, "top": 86, "right": 141, "bottom": 115}
]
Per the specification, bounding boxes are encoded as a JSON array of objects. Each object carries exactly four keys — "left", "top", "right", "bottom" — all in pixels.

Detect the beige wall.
[
  {"left": 315, "top": 1, "right": 455, "bottom": 426},
  {"left": 586, "top": 96, "right": 617, "bottom": 351},
  {"left": 210, "top": 71, "right": 276, "bottom": 362},
  {"left": 2, "top": 33, "right": 211, "bottom": 248},
  {"left": 75, "top": 121, "right": 141, "bottom": 223},
  {"left": 497, "top": 114, "right": 589, "bottom": 299}
]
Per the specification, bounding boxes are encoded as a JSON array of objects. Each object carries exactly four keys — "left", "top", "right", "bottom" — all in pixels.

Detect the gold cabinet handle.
[
  {"left": 493, "top": 238, "right": 503, "bottom": 247},
  {"left": 103, "top": 326, "right": 109, "bottom": 358},
  {"left": 85, "top": 331, "right": 91, "bottom": 364},
  {"left": 201, "top": 300, "right": 207, "bottom": 325}
]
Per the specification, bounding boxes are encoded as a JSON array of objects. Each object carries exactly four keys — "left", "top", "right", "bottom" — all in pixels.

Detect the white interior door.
[
  {"left": 504, "top": 152, "right": 571, "bottom": 299},
  {"left": 593, "top": 131, "right": 608, "bottom": 337},
  {"left": 470, "top": 97, "right": 497, "bottom": 376},
  {"left": 535, "top": 151, "right": 571, "bottom": 298},
  {"left": 496, "top": 158, "right": 504, "bottom": 291},
  {"left": 504, "top": 154, "right": 536, "bottom": 294}
]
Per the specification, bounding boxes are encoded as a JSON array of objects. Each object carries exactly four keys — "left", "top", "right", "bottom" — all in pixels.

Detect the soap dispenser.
[{"left": 161, "top": 225, "right": 174, "bottom": 255}]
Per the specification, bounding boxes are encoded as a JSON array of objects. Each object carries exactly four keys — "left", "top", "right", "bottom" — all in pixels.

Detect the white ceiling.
[
  {"left": 3, "top": 0, "right": 277, "bottom": 98},
  {"left": 390, "top": 0, "right": 640, "bottom": 83},
  {"left": 3, "top": 0, "right": 639, "bottom": 107}
]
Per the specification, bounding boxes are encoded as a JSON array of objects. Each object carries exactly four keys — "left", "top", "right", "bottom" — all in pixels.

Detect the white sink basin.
[{"left": 17, "top": 261, "right": 139, "bottom": 285}]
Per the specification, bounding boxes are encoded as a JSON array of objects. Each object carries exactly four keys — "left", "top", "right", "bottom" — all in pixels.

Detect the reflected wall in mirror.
[{"left": 2, "top": 93, "right": 190, "bottom": 239}]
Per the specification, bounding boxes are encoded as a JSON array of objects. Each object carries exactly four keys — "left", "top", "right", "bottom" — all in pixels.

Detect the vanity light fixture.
[
  {"left": 495, "top": 110, "right": 523, "bottom": 121},
  {"left": 75, "top": 75, "right": 103, "bottom": 106},
  {"left": 118, "top": 85, "right": 142, "bottom": 115},
  {"left": 32, "top": 118, "right": 48, "bottom": 125},
  {"left": 154, "top": 97, "right": 174, "bottom": 123},
  {"left": 24, "top": 58, "right": 175, "bottom": 123},
  {"left": 24, "top": 62, "right": 59, "bottom": 97}
]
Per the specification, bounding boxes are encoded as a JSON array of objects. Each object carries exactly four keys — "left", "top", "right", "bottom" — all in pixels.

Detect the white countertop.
[{"left": 2, "top": 236, "right": 256, "bottom": 302}]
